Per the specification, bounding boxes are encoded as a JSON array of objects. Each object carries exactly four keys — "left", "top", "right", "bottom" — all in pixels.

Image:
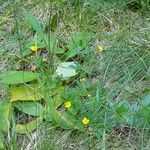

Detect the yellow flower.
[
  {"left": 87, "top": 94, "right": 91, "bottom": 98},
  {"left": 64, "top": 101, "right": 72, "bottom": 108},
  {"left": 82, "top": 117, "right": 90, "bottom": 125},
  {"left": 30, "top": 45, "right": 38, "bottom": 52},
  {"left": 98, "top": 45, "right": 104, "bottom": 52}
]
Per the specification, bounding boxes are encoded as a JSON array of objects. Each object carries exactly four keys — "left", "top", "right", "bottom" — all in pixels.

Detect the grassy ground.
[{"left": 0, "top": 0, "right": 150, "bottom": 149}]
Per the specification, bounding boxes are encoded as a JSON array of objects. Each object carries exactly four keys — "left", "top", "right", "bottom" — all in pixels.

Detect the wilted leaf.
[
  {"left": 0, "top": 71, "right": 37, "bottom": 85},
  {"left": 15, "top": 117, "right": 43, "bottom": 133},
  {"left": 13, "top": 101, "right": 44, "bottom": 116},
  {"left": 10, "top": 84, "right": 43, "bottom": 102},
  {"left": 56, "top": 62, "right": 77, "bottom": 78}
]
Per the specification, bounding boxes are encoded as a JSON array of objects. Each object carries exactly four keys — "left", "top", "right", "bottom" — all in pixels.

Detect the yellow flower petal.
[
  {"left": 31, "top": 45, "right": 38, "bottom": 52},
  {"left": 82, "top": 117, "right": 90, "bottom": 125},
  {"left": 64, "top": 101, "right": 72, "bottom": 108}
]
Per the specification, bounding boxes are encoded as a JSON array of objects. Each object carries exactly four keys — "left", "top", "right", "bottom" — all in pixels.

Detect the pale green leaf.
[
  {"left": 0, "top": 71, "right": 37, "bottom": 85},
  {"left": 15, "top": 117, "right": 43, "bottom": 133},
  {"left": 52, "top": 47, "right": 65, "bottom": 54},
  {"left": 52, "top": 110, "right": 83, "bottom": 130},
  {"left": 13, "top": 101, "right": 44, "bottom": 116},
  {"left": 0, "top": 100, "right": 12, "bottom": 132},
  {"left": 0, "top": 131, "right": 5, "bottom": 149},
  {"left": 10, "top": 84, "right": 43, "bottom": 102},
  {"left": 56, "top": 62, "right": 77, "bottom": 78},
  {"left": 142, "top": 94, "right": 150, "bottom": 106}
]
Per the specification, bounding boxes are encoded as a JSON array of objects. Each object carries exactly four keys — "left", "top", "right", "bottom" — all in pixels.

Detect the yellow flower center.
[
  {"left": 98, "top": 45, "right": 104, "bottom": 52},
  {"left": 64, "top": 101, "right": 72, "bottom": 108},
  {"left": 87, "top": 94, "right": 91, "bottom": 98},
  {"left": 31, "top": 45, "right": 38, "bottom": 52},
  {"left": 82, "top": 117, "right": 90, "bottom": 125}
]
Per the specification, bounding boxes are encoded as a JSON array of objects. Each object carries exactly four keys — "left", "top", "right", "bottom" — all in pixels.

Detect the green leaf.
[
  {"left": 13, "top": 101, "right": 44, "bottom": 116},
  {"left": 142, "top": 94, "right": 150, "bottom": 106},
  {"left": 52, "top": 47, "right": 65, "bottom": 54},
  {"left": 25, "top": 34, "right": 45, "bottom": 49},
  {"left": 56, "top": 62, "right": 77, "bottom": 78},
  {"left": 0, "top": 131, "right": 5, "bottom": 149},
  {"left": 52, "top": 110, "right": 83, "bottom": 130},
  {"left": 43, "top": 86, "right": 64, "bottom": 122},
  {"left": 46, "top": 35, "right": 65, "bottom": 54},
  {"left": 136, "top": 106, "right": 150, "bottom": 128},
  {"left": 0, "top": 71, "right": 37, "bottom": 85},
  {"left": 22, "top": 9, "right": 64, "bottom": 54},
  {"left": 10, "top": 84, "right": 43, "bottom": 102},
  {"left": 45, "top": 13, "right": 58, "bottom": 32},
  {"left": 0, "top": 100, "right": 12, "bottom": 132},
  {"left": 116, "top": 101, "right": 130, "bottom": 116},
  {"left": 66, "top": 32, "right": 92, "bottom": 59},
  {"left": 22, "top": 8, "right": 47, "bottom": 46},
  {"left": 53, "top": 87, "right": 64, "bottom": 109},
  {"left": 15, "top": 117, "right": 43, "bottom": 133},
  {"left": 51, "top": 13, "right": 58, "bottom": 31}
]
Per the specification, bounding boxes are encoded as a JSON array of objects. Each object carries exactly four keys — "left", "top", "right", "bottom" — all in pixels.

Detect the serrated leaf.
[
  {"left": 0, "top": 71, "right": 37, "bottom": 85},
  {"left": 56, "top": 62, "right": 77, "bottom": 78},
  {"left": 13, "top": 101, "right": 44, "bottom": 116},
  {"left": 10, "top": 84, "right": 43, "bottom": 102},
  {"left": 15, "top": 117, "right": 43, "bottom": 133}
]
